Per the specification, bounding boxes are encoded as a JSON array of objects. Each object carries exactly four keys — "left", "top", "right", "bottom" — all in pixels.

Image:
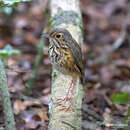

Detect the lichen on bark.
[{"left": 0, "top": 59, "right": 16, "bottom": 130}]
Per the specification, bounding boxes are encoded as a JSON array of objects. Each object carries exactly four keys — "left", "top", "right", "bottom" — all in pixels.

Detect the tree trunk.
[
  {"left": 48, "top": 0, "right": 84, "bottom": 130},
  {"left": 0, "top": 59, "right": 16, "bottom": 130}
]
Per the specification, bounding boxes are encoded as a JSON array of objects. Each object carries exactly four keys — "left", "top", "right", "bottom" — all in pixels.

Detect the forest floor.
[{"left": 0, "top": 0, "right": 130, "bottom": 130}]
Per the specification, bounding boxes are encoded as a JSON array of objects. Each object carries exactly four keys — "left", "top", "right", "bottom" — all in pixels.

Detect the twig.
[
  {"left": 97, "top": 13, "right": 129, "bottom": 64},
  {"left": 111, "top": 21, "right": 127, "bottom": 51},
  {"left": 24, "top": 1, "right": 50, "bottom": 95},
  {"left": 24, "top": 37, "right": 45, "bottom": 95}
]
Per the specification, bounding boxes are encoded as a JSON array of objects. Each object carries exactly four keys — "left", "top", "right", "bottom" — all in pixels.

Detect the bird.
[{"left": 43, "top": 28, "right": 84, "bottom": 110}]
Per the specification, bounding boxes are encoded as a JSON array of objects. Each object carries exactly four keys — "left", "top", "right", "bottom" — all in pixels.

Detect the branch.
[
  {"left": 25, "top": 37, "right": 45, "bottom": 95},
  {"left": 97, "top": 12, "right": 129, "bottom": 64},
  {"left": 0, "top": 59, "right": 16, "bottom": 130}
]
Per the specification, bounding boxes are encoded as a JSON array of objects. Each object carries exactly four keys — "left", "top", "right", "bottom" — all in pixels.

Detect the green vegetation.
[
  {"left": 0, "top": 0, "right": 31, "bottom": 6},
  {"left": 0, "top": 44, "right": 20, "bottom": 59},
  {"left": 111, "top": 92, "right": 129, "bottom": 104}
]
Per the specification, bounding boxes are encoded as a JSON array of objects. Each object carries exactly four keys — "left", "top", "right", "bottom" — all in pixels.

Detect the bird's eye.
[{"left": 56, "top": 34, "right": 61, "bottom": 39}]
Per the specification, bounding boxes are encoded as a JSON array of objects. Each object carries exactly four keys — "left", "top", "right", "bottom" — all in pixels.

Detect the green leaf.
[
  {"left": 13, "top": 2, "right": 19, "bottom": 6},
  {"left": 0, "top": 1, "right": 3, "bottom": 5},
  {"left": 111, "top": 93, "right": 129, "bottom": 104},
  {"left": 0, "top": 0, "right": 32, "bottom": 7},
  {"left": 122, "top": 116, "right": 129, "bottom": 125},
  {"left": 0, "top": 0, "right": 32, "bottom": 14},
  {"left": 0, "top": 45, "right": 21, "bottom": 58},
  {"left": 128, "top": 107, "right": 130, "bottom": 116}
]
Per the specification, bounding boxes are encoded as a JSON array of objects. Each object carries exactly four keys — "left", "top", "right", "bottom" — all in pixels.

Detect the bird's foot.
[
  {"left": 59, "top": 104, "right": 75, "bottom": 111},
  {"left": 57, "top": 96, "right": 74, "bottom": 111},
  {"left": 57, "top": 96, "right": 72, "bottom": 103}
]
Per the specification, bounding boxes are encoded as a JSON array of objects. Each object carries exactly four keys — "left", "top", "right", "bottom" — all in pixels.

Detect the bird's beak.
[{"left": 42, "top": 33, "right": 50, "bottom": 38}]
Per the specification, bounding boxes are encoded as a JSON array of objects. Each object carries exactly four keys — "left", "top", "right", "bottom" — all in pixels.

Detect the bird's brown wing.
[{"left": 68, "top": 38, "right": 84, "bottom": 80}]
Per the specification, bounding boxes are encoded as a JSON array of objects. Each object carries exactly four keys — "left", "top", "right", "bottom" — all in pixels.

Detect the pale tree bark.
[
  {"left": 48, "top": 0, "right": 84, "bottom": 130},
  {"left": 0, "top": 59, "right": 16, "bottom": 130}
]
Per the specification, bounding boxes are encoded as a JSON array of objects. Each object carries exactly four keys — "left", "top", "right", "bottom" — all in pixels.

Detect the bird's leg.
[
  {"left": 58, "top": 75, "right": 77, "bottom": 111},
  {"left": 57, "top": 80, "right": 73, "bottom": 102}
]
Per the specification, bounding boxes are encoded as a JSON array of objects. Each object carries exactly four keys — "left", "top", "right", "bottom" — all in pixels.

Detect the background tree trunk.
[
  {"left": 48, "top": 0, "right": 84, "bottom": 130},
  {"left": 0, "top": 59, "right": 16, "bottom": 130}
]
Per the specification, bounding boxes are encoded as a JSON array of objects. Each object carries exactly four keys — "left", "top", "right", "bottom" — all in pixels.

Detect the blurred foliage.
[
  {"left": 112, "top": 93, "right": 129, "bottom": 125},
  {"left": 0, "top": 0, "right": 32, "bottom": 14},
  {"left": 0, "top": 44, "right": 21, "bottom": 59},
  {"left": 111, "top": 93, "right": 129, "bottom": 104},
  {"left": 0, "top": 7, "right": 13, "bottom": 14},
  {"left": 0, "top": 0, "right": 32, "bottom": 6},
  {"left": 128, "top": 107, "right": 130, "bottom": 116}
]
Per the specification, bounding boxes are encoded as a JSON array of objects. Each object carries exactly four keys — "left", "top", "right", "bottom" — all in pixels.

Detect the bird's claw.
[
  {"left": 59, "top": 105, "right": 75, "bottom": 111},
  {"left": 57, "top": 96, "right": 72, "bottom": 103}
]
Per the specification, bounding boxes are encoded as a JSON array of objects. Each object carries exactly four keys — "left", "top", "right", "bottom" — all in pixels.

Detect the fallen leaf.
[{"left": 36, "top": 108, "right": 48, "bottom": 123}]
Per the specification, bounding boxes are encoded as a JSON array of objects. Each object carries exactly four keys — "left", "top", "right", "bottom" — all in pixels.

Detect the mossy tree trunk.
[
  {"left": 0, "top": 59, "right": 16, "bottom": 130},
  {"left": 48, "top": 0, "right": 84, "bottom": 130}
]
